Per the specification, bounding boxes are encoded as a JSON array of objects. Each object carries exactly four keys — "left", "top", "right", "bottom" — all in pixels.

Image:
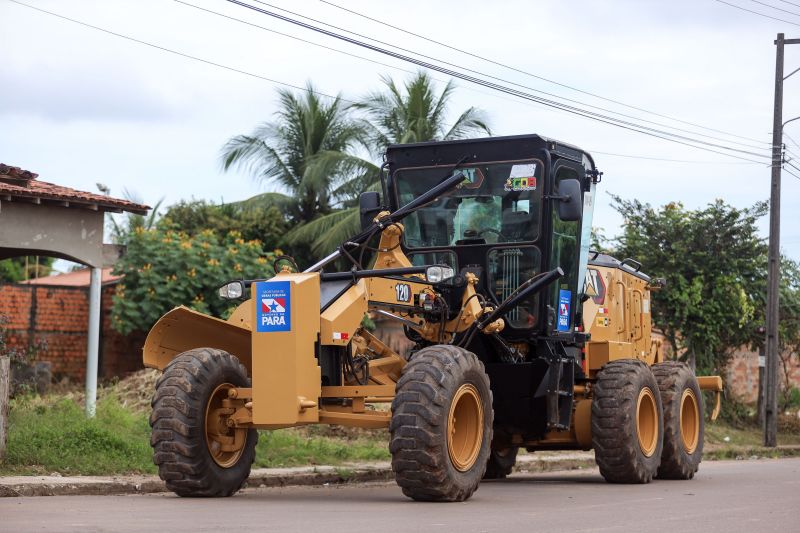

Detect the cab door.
[{"left": 549, "top": 162, "right": 583, "bottom": 334}]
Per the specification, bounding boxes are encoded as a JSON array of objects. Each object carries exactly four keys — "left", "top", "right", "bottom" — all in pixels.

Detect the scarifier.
[{"left": 144, "top": 134, "right": 723, "bottom": 501}]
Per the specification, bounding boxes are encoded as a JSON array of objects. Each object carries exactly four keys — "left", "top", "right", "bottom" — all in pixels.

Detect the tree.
[
  {"left": 611, "top": 197, "right": 769, "bottom": 374},
  {"left": 291, "top": 72, "right": 492, "bottom": 257},
  {"left": 357, "top": 71, "right": 491, "bottom": 153},
  {"left": 220, "top": 83, "right": 372, "bottom": 226},
  {"left": 161, "top": 199, "right": 287, "bottom": 251},
  {"left": 111, "top": 222, "right": 276, "bottom": 335},
  {"left": 0, "top": 257, "right": 53, "bottom": 283}
]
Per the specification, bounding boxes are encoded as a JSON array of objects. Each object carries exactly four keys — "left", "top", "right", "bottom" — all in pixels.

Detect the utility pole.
[{"left": 765, "top": 33, "right": 800, "bottom": 447}]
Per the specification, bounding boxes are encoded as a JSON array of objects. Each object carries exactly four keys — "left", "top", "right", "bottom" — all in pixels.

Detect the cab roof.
[{"left": 386, "top": 134, "right": 596, "bottom": 170}]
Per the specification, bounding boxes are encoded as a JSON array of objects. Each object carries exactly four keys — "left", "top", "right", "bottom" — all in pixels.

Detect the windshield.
[{"left": 394, "top": 160, "right": 543, "bottom": 248}]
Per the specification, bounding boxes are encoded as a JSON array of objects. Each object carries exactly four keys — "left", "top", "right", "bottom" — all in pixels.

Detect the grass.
[
  {"left": 1, "top": 391, "right": 796, "bottom": 477},
  {"left": 0, "top": 394, "right": 389, "bottom": 477},
  {"left": 0, "top": 394, "right": 155, "bottom": 476}
]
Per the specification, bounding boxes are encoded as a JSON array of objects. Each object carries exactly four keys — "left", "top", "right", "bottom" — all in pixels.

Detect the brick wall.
[
  {"left": 0, "top": 283, "right": 145, "bottom": 382},
  {"left": 726, "top": 347, "right": 800, "bottom": 402}
]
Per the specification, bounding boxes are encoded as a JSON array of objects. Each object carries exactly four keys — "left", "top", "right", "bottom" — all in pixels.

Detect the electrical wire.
[
  {"left": 5, "top": 0, "right": 360, "bottom": 104},
  {"left": 785, "top": 132, "right": 800, "bottom": 152},
  {"left": 243, "top": 0, "right": 770, "bottom": 153},
  {"left": 177, "top": 0, "right": 772, "bottom": 160},
  {"left": 776, "top": 0, "right": 800, "bottom": 9},
  {"left": 714, "top": 0, "right": 800, "bottom": 26},
  {"left": 748, "top": 0, "right": 800, "bottom": 18},
  {"left": 320, "top": 0, "right": 772, "bottom": 147},
  {"left": 784, "top": 167, "right": 800, "bottom": 180},
  {"left": 223, "top": 0, "right": 771, "bottom": 163},
  {"left": 6, "top": 0, "right": 774, "bottom": 167},
  {"left": 589, "top": 150, "right": 761, "bottom": 164}
]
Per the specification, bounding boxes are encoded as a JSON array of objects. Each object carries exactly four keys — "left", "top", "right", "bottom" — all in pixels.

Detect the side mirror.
[
  {"left": 359, "top": 191, "right": 382, "bottom": 231},
  {"left": 557, "top": 179, "right": 582, "bottom": 222}
]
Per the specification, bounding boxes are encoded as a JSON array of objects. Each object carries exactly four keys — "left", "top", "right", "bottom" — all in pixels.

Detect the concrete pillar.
[
  {"left": 85, "top": 267, "right": 102, "bottom": 417},
  {"left": 0, "top": 356, "right": 9, "bottom": 459}
]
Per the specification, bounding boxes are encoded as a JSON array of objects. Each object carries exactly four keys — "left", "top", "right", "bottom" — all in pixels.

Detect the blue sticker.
[
  {"left": 255, "top": 281, "right": 291, "bottom": 332},
  {"left": 557, "top": 289, "right": 571, "bottom": 332}
]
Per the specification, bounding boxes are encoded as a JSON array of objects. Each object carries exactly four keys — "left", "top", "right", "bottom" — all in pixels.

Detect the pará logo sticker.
[
  {"left": 557, "top": 289, "right": 571, "bottom": 332},
  {"left": 255, "top": 280, "right": 291, "bottom": 332}
]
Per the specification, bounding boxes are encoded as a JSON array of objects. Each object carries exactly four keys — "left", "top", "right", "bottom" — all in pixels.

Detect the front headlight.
[
  {"left": 218, "top": 280, "right": 245, "bottom": 300},
  {"left": 426, "top": 265, "right": 455, "bottom": 283}
]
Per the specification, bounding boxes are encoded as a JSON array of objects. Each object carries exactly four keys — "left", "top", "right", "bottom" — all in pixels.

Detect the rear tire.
[
  {"left": 390, "top": 345, "right": 493, "bottom": 501},
  {"left": 483, "top": 447, "right": 518, "bottom": 479},
  {"left": 652, "top": 361, "right": 704, "bottom": 479},
  {"left": 592, "top": 359, "right": 663, "bottom": 484},
  {"left": 150, "top": 348, "right": 258, "bottom": 497}
]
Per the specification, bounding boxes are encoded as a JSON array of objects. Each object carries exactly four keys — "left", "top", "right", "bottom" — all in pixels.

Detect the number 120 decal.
[{"left": 395, "top": 283, "right": 411, "bottom": 302}]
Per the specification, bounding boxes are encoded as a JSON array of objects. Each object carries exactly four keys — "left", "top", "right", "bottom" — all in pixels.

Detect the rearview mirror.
[
  {"left": 557, "top": 179, "right": 582, "bottom": 222},
  {"left": 359, "top": 191, "right": 382, "bottom": 231}
]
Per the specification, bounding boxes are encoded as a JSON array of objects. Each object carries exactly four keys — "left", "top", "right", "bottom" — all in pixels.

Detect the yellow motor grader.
[{"left": 144, "top": 134, "right": 722, "bottom": 501}]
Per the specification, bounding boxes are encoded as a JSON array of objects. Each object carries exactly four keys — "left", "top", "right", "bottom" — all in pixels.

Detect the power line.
[
  {"left": 776, "top": 0, "right": 800, "bottom": 9},
  {"left": 252, "top": 0, "right": 769, "bottom": 152},
  {"left": 784, "top": 167, "right": 800, "bottom": 180},
  {"left": 172, "top": 0, "right": 588, "bottom": 132},
  {"left": 241, "top": 1, "right": 770, "bottom": 153},
  {"left": 184, "top": 0, "right": 768, "bottom": 154},
  {"left": 749, "top": 0, "right": 800, "bottom": 17},
  {"left": 224, "top": 0, "right": 769, "bottom": 163},
  {"left": 320, "top": 0, "right": 771, "bottom": 147},
  {"left": 6, "top": 0, "right": 358, "bottom": 104},
  {"left": 714, "top": 0, "right": 800, "bottom": 26},
  {"left": 5, "top": 0, "right": 772, "bottom": 168},
  {"left": 589, "top": 150, "right": 761, "bottom": 164},
  {"left": 785, "top": 131, "right": 800, "bottom": 151}
]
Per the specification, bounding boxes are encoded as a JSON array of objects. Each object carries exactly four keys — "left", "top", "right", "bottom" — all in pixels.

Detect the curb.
[
  {"left": 2, "top": 446, "right": 798, "bottom": 497},
  {"left": 0, "top": 463, "right": 394, "bottom": 498}
]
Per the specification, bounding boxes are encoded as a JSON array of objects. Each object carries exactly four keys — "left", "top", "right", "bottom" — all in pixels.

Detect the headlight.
[
  {"left": 218, "top": 280, "right": 245, "bottom": 300},
  {"left": 426, "top": 266, "right": 455, "bottom": 283}
]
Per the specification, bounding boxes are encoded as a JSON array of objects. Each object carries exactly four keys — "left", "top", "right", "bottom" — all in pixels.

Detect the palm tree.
[
  {"left": 357, "top": 71, "right": 491, "bottom": 153},
  {"left": 292, "top": 72, "right": 492, "bottom": 257},
  {"left": 220, "top": 83, "right": 371, "bottom": 226}
]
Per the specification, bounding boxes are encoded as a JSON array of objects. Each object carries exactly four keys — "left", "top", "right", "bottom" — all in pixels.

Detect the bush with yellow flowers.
[{"left": 111, "top": 222, "right": 276, "bottom": 335}]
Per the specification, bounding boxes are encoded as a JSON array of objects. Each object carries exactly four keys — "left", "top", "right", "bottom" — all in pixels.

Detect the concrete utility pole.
[
  {"left": 765, "top": 33, "right": 800, "bottom": 447},
  {"left": 85, "top": 267, "right": 102, "bottom": 417}
]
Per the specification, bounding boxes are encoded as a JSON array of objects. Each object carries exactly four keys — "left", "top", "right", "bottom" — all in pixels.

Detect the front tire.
[
  {"left": 390, "top": 345, "right": 493, "bottom": 501},
  {"left": 652, "top": 361, "right": 704, "bottom": 479},
  {"left": 150, "top": 348, "right": 258, "bottom": 497},
  {"left": 592, "top": 359, "right": 663, "bottom": 484}
]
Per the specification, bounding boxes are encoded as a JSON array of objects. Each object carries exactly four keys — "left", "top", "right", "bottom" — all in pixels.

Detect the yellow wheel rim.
[
  {"left": 636, "top": 387, "right": 659, "bottom": 458},
  {"left": 204, "top": 383, "right": 246, "bottom": 468},
  {"left": 679, "top": 388, "right": 700, "bottom": 454},
  {"left": 447, "top": 383, "right": 484, "bottom": 472}
]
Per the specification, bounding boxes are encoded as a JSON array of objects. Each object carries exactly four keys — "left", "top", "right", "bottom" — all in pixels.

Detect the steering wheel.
[{"left": 478, "top": 228, "right": 506, "bottom": 242}]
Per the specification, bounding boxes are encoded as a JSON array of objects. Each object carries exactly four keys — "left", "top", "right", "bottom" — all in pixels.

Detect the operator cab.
[{"left": 381, "top": 134, "right": 600, "bottom": 343}]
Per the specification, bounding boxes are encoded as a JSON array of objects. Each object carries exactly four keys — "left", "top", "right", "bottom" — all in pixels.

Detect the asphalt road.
[{"left": 2, "top": 459, "right": 799, "bottom": 533}]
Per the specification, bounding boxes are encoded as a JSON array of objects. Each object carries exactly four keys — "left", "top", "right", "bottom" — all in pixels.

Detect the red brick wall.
[
  {"left": 0, "top": 283, "right": 145, "bottom": 382},
  {"left": 726, "top": 347, "right": 800, "bottom": 403}
]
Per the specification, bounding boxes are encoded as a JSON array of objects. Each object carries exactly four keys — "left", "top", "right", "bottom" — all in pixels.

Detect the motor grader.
[{"left": 143, "top": 133, "right": 723, "bottom": 501}]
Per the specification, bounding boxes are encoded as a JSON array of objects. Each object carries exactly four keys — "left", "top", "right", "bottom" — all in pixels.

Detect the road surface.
[{"left": 2, "top": 459, "right": 799, "bottom": 532}]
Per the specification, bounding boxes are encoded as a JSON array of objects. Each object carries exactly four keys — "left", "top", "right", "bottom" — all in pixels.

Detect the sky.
[{"left": 2, "top": 0, "right": 800, "bottom": 271}]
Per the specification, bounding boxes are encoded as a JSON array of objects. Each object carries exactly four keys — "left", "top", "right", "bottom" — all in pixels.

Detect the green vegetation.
[
  {"left": 111, "top": 225, "right": 276, "bottom": 335},
  {"left": 0, "top": 394, "right": 388, "bottom": 476},
  {"left": 1, "top": 395, "right": 155, "bottom": 476},
  {"left": 608, "top": 197, "right": 800, "bottom": 376},
  {"left": 0, "top": 256, "right": 54, "bottom": 283}
]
